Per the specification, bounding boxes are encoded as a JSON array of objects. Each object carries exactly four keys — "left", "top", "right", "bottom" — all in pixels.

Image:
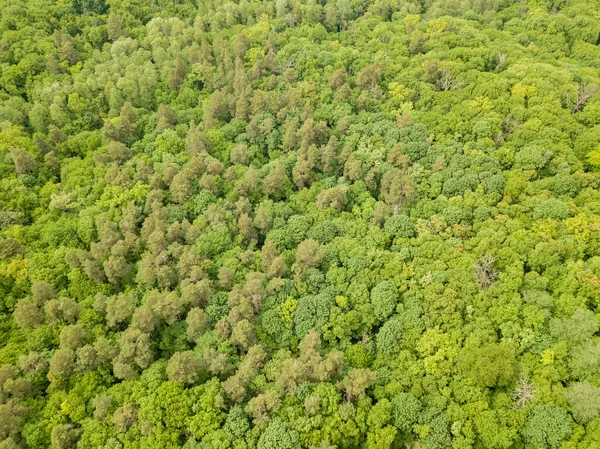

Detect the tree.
[
  {"left": 105, "top": 293, "right": 136, "bottom": 328},
  {"left": 316, "top": 185, "right": 348, "bottom": 211},
  {"left": 112, "top": 403, "right": 137, "bottom": 433},
  {"left": 564, "top": 382, "right": 600, "bottom": 425},
  {"left": 245, "top": 390, "right": 281, "bottom": 425},
  {"left": 231, "top": 319, "right": 257, "bottom": 352},
  {"left": 106, "top": 141, "right": 131, "bottom": 164},
  {"left": 166, "top": 351, "right": 205, "bottom": 385},
  {"left": 29, "top": 103, "right": 50, "bottom": 133},
  {"left": 514, "top": 145, "right": 550, "bottom": 170},
  {"left": 107, "top": 13, "right": 125, "bottom": 41},
  {"left": 32, "top": 281, "right": 55, "bottom": 303},
  {"left": 102, "top": 252, "right": 129, "bottom": 285},
  {"left": 408, "top": 31, "right": 426, "bottom": 55},
  {"left": 421, "top": 408, "right": 452, "bottom": 449},
  {"left": 266, "top": 256, "right": 287, "bottom": 278},
  {"left": 187, "top": 307, "right": 210, "bottom": 341},
  {"left": 0, "top": 437, "right": 20, "bottom": 449},
  {"left": 569, "top": 342, "right": 600, "bottom": 379},
  {"left": 459, "top": 342, "right": 516, "bottom": 388},
  {"left": 238, "top": 166, "right": 262, "bottom": 197},
  {"left": 203, "top": 91, "right": 229, "bottom": 127},
  {"left": 383, "top": 214, "right": 415, "bottom": 239},
  {"left": 157, "top": 105, "right": 176, "bottom": 130},
  {"left": 329, "top": 67, "right": 347, "bottom": 90},
  {"left": 76, "top": 345, "right": 98, "bottom": 373},
  {"left": 337, "top": 368, "right": 377, "bottom": 402},
  {"left": 186, "top": 123, "right": 208, "bottom": 156},
  {"left": 168, "top": 59, "right": 188, "bottom": 92},
  {"left": 9, "top": 148, "right": 37, "bottom": 174},
  {"left": 513, "top": 375, "right": 537, "bottom": 409},
  {"left": 49, "top": 348, "right": 76, "bottom": 380},
  {"left": 292, "top": 153, "right": 314, "bottom": 189},
  {"left": 380, "top": 169, "right": 416, "bottom": 213},
  {"left": 0, "top": 365, "right": 18, "bottom": 392},
  {"left": 222, "top": 345, "right": 266, "bottom": 403},
  {"left": 59, "top": 324, "right": 86, "bottom": 349},
  {"left": 565, "top": 82, "right": 597, "bottom": 113},
  {"left": 391, "top": 393, "right": 421, "bottom": 433},
  {"left": 356, "top": 62, "right": 383, "bottom": 91},
  {"left": 474, "top": 410, "right": 518, "bottom": 449},
  {"left": 224, "top": 406, "right": 250, "bottom": 440},
  {"left": 51, "top": 424, "right": 82, "bottom": 449},
  {"left": 170, "top": 170, "right": 195, "bottom": 204},
  {"left": 550, "top": 308, "right": 599, "bottom": 346},
  {"left": 117, "top": 327, "right": 154, "bottom": 371},
  {"left": 263, "top": 163, "right": 290, "bottom": 200},
  {"left": 13, "top": 299, "right": 43, "bottom": 329},
  {"left": 230, "top": 144, "right": 249, "bottom": 165},
  {"left": 254, "top": 205, "right": 273, "bottom": 234},
  {"left": 532, "top": 199, "right": 571, "bottom": 221},
  {"left": 376, "top": 317, "right": 403, "bottom": 355},
  {"left": 343, "top": 154, "right": 363, "bottom": 182},
  {"left": 522, "top": 405, "right": 572, "bottom": 449},
  {"left": 131, "top": 305, "right": 158, "bottom": 333},
  {"left": 0, "top": 400, "right": 29, "bottom": 440},
  {"left": 54, "top": 29, "right": 79, "bottom": 65},
  {"left": 473, "top": 254, "right": 498, "bottom": 290},
  {"left": 150, "top": 291, "right": 183, "bottom": 325},
  {"left": 18, "top": 352, "right": 48, "bottom": 374},
  {"left": 295, "top": 239, "right": 323, "bottom": 268},
  {"left": 321, "top": 137, "right": 339, "bottom": 173},
  {"left": 113, "top": 361, "right": 136, "bottom": 380},
  {"left": 294, "top": 293, "right": 335, "bottom": 338},
  {"left": 257, "top": 417, "right": 301, "bottom": 449},
  {"left": 218, "top": 266, "right": 236, "bottom": 290},
  {"left": 93, "top": 395, "right": 113, "bottom": 420},
  {"left": 238, "top": 213, "right": 257, "bottom": 241},
  {"left": 371, "top": 281, "right": 399, "bottom": 321}
]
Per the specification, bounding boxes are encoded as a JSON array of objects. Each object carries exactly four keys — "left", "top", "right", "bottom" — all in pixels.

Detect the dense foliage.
[{"left": 1, "top": 0, "right": 600, "bottom": 448}]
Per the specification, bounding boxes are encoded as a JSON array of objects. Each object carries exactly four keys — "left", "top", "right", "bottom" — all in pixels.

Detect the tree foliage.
[{"left": 0, "top": 0, "right": 599, "bottom": 447}]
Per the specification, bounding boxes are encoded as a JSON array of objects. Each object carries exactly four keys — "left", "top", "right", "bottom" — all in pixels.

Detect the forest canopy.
[{"left": 1, "top": 0, "right": 600, "bottom": 448}]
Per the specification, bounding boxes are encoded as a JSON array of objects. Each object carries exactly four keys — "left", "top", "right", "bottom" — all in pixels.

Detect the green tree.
[
  {"left": 391, "top": 393, "right": 421, "bottom": 433},
  {"left": 459, "top": 342, "right": 517, "bottom": 388},
  {"left": 166, "top": 351, "right": 205, "bottom": 385},
  {"left": 112, "top": 403, "right": 137, "bottom": 433},
  {"left": 376, "top": 317, "right": 403, "bottom": 355},
  {"left": 187, "top": 308, "right": 210, "bottom": 341},
  {"left": 263, "top": 163, "right": 290, "bottom": 200},
  {"left": 294, "top": 293, "right": 335, "bottom": 338},
  {"left": 370, "top": 281, "right": 399, "bottom": 321},
  {"left": 13, "top": 299, "right": 43, "bottom": 329},
  {"left": 336, "top": 368, "right": 376, "bottom": 402},
  {"left": 49, "top": 348, "right": 76, "bottom": 380},
  {"left": 257, "top": 417, "right": 301, "bottom": 449},
  {"left": 51, "top": 424, "right": 82, "bottom": 449},
  {"left": 522, "top": 405, "right": 572, "bottom": 449},
  {"left": 9, "top": 148, "right": 37, "bottom": 174},
  {"left": 564, "top": 382, "right": 600, "bottom": 425},
  {"left": 533, "top": 199, "right": 571, "bottom": 221},
  {"left": 383, "top": 214, "right": 414, "bottom": 239}
]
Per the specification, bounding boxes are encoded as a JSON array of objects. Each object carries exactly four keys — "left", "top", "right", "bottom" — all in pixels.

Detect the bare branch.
[
  {"left": 439, "top": 69, "right": 463, "bottom": 91},
  {"left": 566, "top": 82, "right": 597, "bottom": 113},
  {"left": 474, "top": 253, "right": 498, "bottom": 290},
  {"left": 497, "top": 52, "right": 506, "bottom": 68},
  {"left": 513, "top": 374, "right": 538, "bottom": 409},
  {"left": 494, "top": 115, "right": 520, "bottom": 148}
]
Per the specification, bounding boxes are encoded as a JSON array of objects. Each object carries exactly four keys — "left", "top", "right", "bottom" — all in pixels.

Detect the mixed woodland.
[{"left": 1, "top": 0, "right": 600, "bottom": 448}]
